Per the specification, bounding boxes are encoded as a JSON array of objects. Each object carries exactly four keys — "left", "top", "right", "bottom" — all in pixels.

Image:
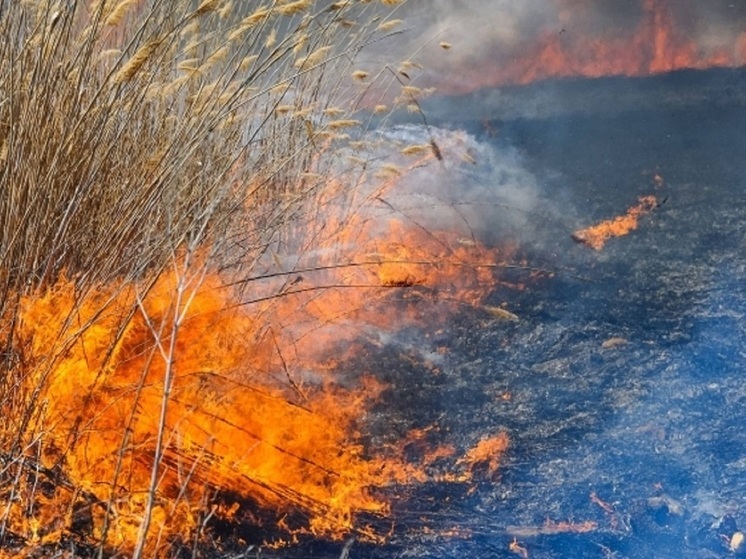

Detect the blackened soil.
[
  {"left": 362, "top": 73, "right": 746, "bottom": 559},
  {"left": 234, "top": 70, "right": 746, "bottom": 559}
]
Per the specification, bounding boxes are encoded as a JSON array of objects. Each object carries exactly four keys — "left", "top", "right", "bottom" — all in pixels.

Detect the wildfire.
[
  {"left": 433, "top": 0, "right": 746, "bottom": 94},
  {"left": 0, "top": 137, "right": 520, "bottom": 556},
  {"left": 0, "top": 0, "right": 538, "bottom": 555},
  {"left": 8, "top": 272, "right": 392, "bottom": 550},
  {"left": 572, "top": 195, "right": 658, "bottom": 250},
  {"left": 5, "top": 254, "right": 506, "bottom": 554}
]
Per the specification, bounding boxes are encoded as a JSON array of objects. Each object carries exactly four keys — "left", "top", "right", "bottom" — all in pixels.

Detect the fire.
[
  {"left": 0, "top": 139, "right": 521, "bottom": 555},
  {"left": 572, "top": 195, "right": 658, "bottom": 250},
  {"left": 457, "top": 432, "right": 510, "bottom": 479},
  {"left": 7, "top": 271, "right": 395, "bottom": 551},
  {"left": 434, "top": 0, "right": 746, "bottom": 94},
  {"left": 0, "top": 0, "right": 536, "bottom": 555}
]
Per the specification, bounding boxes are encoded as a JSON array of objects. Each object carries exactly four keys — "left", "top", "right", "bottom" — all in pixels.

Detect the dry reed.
[{"left": 0, "top": 0, "right": 411, "bottom": 557}]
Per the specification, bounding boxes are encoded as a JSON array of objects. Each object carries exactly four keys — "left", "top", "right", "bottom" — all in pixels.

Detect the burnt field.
[
  {"left": 3, "top": 3, "right": 745, "bottom": 557},
  {"left": 289, "top": 69, "right": 746, "bottom": 559}
]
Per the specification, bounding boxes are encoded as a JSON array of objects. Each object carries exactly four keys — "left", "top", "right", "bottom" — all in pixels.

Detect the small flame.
[
  {"left": 572, "top": 195, "right": 658, "bottom": 250},
  {"left": 457, "top": 432, "right": 510, "bottom": 479}
]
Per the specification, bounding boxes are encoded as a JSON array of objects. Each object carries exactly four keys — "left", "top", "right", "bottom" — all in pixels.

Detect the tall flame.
[
  {"left": 10, "top": 272, "right": 392, "bottom": 549},
  {"left": 1, "top": 136, "right": 516, "bottom": 555}
]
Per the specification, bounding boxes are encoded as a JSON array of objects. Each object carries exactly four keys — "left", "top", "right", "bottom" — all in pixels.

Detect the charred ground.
[{"left": 300, "top": 68, "right": 746, "bottom": 559}]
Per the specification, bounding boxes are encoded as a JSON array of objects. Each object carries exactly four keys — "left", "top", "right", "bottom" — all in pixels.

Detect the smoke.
[
  {"left": 368, "top": 125, "right": 551, "bottom": 237},
  {"left": 373, "top": 0, "right": 746, "bottom": 93},
  {"left": 246, "top": 120, "right": 563, "bottom": 373}
]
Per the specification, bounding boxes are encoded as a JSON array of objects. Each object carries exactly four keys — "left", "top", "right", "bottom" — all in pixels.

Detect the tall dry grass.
[{"left": 0, "top": 0, "right": 410, "bottom": 556}]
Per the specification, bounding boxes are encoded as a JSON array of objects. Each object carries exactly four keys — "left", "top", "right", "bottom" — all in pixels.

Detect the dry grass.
[{"left": 0, "top": 0, "right": 411, "bottom": 557}]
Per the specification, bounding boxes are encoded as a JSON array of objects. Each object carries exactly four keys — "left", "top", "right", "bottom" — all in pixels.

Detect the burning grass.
[
  {"left": 0, "top": 2, "right": 516, "bottom": 556},
  {"left": 7, "top": 267, "right": 393, "bottom": 552},
  {"left": 572, "top": 196, "right": 659, "bottom": 251},
  {"left": 410, "top": 0, "right": 746, "bottom": 95}
]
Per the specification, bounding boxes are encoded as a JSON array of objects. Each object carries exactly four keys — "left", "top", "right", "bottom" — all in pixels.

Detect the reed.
[{"left": 0, "top": 0, "right": 410, "bottom": 556}]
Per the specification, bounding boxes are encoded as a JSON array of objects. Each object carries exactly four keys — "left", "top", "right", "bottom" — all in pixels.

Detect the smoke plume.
[{"left": 378, "top": 0, "right": 746, "bottom": 93}]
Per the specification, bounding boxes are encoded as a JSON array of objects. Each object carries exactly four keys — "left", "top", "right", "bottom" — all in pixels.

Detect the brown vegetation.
[{"left": 0, "top": 1, "right": 413, "bottom": 556}]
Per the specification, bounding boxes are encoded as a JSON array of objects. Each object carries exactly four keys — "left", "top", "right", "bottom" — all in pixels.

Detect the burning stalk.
[
  {"left": 0, "top": 0, "right": 456, "bottom": 555},
  {"left": 131, "top": 250, "right": 206, "bottom": 559},
  {"left": 572, "top": 196, "right": 659, "bottom": 250},
  {"left": 0, "top": 1, "right": 569, "bottom": 554}
]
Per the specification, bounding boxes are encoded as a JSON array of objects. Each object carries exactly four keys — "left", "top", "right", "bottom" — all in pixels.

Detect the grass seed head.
[
  {"left": 377, "top": 18, "right": 403, "bottom": 32},
  {"left": 113, "top": 40, "right": 160, "bottom": 83},
  {"left": 195, "top": 0, "right": 221, "bottom": 15},
  {"left": 218, "top": 1, "right": 233, "bottom": 18},
  {"left": 294, "top": 45, "right": 332, "bottom": 68},
  {"left": 326, "top": 119, "right": 360, "bottom": 130},
  {"left": 239, "top": 54, "right": 259, "bottom": 71},
  {"left": 277, "top": 0, "right": 313, "bottom": 16},
  {"left": 241, "top": 6, "right": 272, "bottom": 27},
  {"left": 265, "top": 27, "right": 277, "bottom": 48},
  {"left": 105, "top": 0, "right": 138, "bottom": 26}
]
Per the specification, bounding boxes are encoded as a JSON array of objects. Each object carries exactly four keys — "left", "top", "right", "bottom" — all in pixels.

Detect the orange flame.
[
  {"left": 436, "top": 0, "right": 746, "bottom": 94},
  {"left": 3, "top": 223, "right": 515, "bottom": 553},
  {"left": 6, "top": 251, "right": 508, "bottom": 552},
  {"left": 0, "top": 133, "right": 524, "bottom": 555},
  {"left": 572, "top": 195, "right": 658, "bottom": 250},
  {"left": 457, "top": 432, "right": 510, "bottom": 479},
  {"left": 10, "top": 272, "right": 397, "bottom": 550}
]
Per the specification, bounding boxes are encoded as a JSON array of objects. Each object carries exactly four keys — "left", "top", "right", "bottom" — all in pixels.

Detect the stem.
[{"left": 131, "top": 254, "right": 191, "bottom": 559}]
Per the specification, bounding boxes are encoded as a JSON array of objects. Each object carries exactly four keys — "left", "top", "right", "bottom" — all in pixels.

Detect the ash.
[
  {"left": 255, "top": 69, "right": 746, "bottom": 559},
  {"left": 364, "top": 72, "right": 746, "bottom": 559}
]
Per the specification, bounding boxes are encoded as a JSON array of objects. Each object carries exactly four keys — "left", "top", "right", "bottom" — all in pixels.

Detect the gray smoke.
[{"left": 373, "top": 0, "right": 746, "bottom": 91}]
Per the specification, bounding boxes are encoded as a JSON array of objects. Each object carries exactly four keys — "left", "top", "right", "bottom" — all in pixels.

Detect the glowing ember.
[{"left": 572, "top": 196, "right": 658, "bottom": 250}]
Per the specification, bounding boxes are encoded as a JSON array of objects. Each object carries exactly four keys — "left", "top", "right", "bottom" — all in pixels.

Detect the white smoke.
[{"left": 368, "top": 0, "right": 746, "bottom": 92}]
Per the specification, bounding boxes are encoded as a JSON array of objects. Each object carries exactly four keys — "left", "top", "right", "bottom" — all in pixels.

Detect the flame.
[
  {"left": 8, "top": 271, "right": 401, "bottom": 551},
  {"left": 572, "top": 195, "right": 658, "bottom": 250},
  {"left": 436, "top": 0, "right": 746, "bottom": 94},
  {"left": 1, "top": 144, "right": 521, "bottom": 554},
  {"left": 457, "top": 432, "right": 510, "bottom": 479},
  {"left": 244, "top": 145, "right": 521, "bottom": 374}
]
